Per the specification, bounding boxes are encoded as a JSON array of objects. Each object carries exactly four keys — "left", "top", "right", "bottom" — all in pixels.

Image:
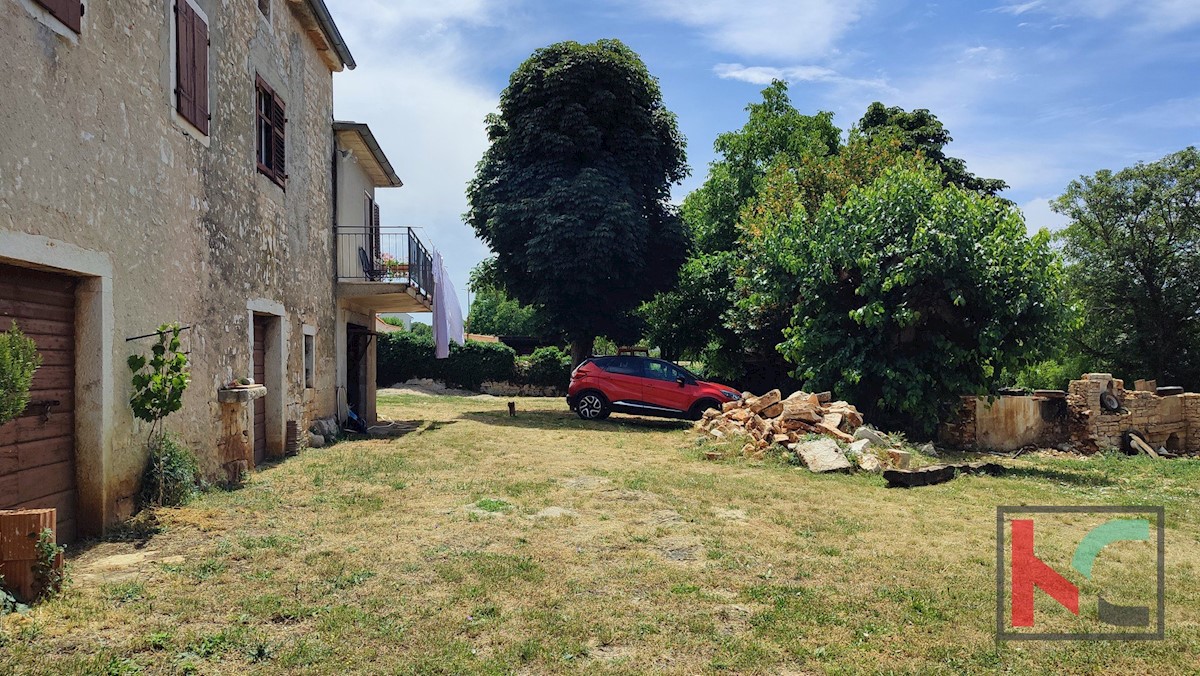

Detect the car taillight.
[{"left": 571, "top": 365, "right": 590, "bottom": 380}]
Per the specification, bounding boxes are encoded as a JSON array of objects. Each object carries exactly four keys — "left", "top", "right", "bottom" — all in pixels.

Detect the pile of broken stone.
[{"left": 694, "top": 389, "right": 912, "bottom": 474}]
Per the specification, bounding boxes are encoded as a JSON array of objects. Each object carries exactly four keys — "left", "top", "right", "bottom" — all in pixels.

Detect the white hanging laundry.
[{"left": 432, "top": 250, "right": 465, "bottom": 359}]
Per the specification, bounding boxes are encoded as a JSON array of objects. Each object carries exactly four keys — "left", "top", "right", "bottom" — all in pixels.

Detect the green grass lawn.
[{"left": 2, "top": 393, "right": 1198, "bottom": 674}]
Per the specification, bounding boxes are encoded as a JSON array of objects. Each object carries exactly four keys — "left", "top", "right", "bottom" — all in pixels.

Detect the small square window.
[{"left": 303, "top": 333, "right": 315, "bottom": 388}]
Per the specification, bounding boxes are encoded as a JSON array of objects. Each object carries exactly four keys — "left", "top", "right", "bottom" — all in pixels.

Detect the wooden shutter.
[
  {"left": 175, "top": 1, "right": 209, "bottom": 135},
  {"left": 193, "top": 13, "right": 209, "bottom": 135},
  {"left": 34, "top": 0, "right": 81, "bottom": 33},
  {"left": 175, "top": 1, "right": 194, "bottom": 124},
  {"left": 372, "top": 203, "right": 382, "bottom": 259},
  {"left": 272, "top": 98, "right": 286, "bottom": 185}
]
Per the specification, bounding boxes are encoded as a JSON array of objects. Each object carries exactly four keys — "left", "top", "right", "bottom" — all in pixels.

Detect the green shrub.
[
  {"left": 440, "top": 340, "right": 517, "bottom": 390},
  {"left": 31, "top": 528, "right": 65, "bottom": 601},
  {"left": 140, "top": 434, "right": 200, "bottom": 508},
  {"left": 1, "top": 575, "right": 29, "bottom": 615},
  {"left": 377, "top": 332, "right": 439, "bottom": 386},
  {"left": 525, "top": 346, "right": 571, "bottom": 388},
  {"left": 376, "top": 333, "right": 516, "bottom": 391},
  {"left": 0, "top": 322, "right": 41, "bottom": 425}
]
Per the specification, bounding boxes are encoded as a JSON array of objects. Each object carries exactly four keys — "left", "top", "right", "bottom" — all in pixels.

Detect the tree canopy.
[
  {"left": 779, "top": 161, "right": 1062, "bottom": 434},
  {"left": 1053, "top": 146, "right": 1200, "bottom": 388},
  {"left": 466, "top": 39, "right": 688, "bottom": 363},
  {"left": 466, "top": 260, "right": 555, "bottom": 338},
  {"left": 857, "top": 102, "right": 1008, "bottom": 196},
  {"left": 643, "top": 83, "right": 997, "bottom": 393}
]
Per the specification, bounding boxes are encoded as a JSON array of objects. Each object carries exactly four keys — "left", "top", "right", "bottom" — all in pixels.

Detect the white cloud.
[
  {"left": 636, "top": 0, "right": 868, "bottom": 60},
  {"left": 1116, "top": 96, "right": 1200, "bottom": 129},
  {"left": 992, "top": 0, "right": 1200, "bottom": 30},
  {"left": 325, "top": 1, "right": 525, "bottom": 304},
  {"left": 995, "top": 1, "right": 1045, "bottom": 15},
  {"left": 1019, "top": 196, "right": 1070, "bottom": 235},
  {"left": 713, "top": 63, "right": 892, "bottom": 92}
]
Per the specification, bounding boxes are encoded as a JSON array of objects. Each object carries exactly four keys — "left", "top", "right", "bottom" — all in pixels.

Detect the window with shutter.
[
  {"left": 372, "top": 203, "right": 382, "bottom": 260},
  {"left": 255, "top": 76, "right": 287, "bottom": 188},
  {"left": 174, "top": 0, "right": 209, "bottom": 135},
  {"left": 33, "top": 0, "right": 82, "bottom": 34}
]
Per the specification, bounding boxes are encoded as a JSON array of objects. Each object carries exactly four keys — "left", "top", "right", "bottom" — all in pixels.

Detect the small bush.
[
  {"left": 32, "top": 528, "right": 65, "bottom": 600},
  {"left": 0, "top": 322, "right": 41, "bottom": 425},
  {"left": 1, "top": 575, "right": 29, "bottom": 615},
  {"left": 525, "top": 346, "right": 571, "bottom": 388},
  {"left": 140, "top": 434, "right": 200, "bottom": 508}
]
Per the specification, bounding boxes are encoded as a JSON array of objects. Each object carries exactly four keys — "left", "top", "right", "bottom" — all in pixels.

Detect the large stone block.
[{"left": 794, "top": 439, "right": 852, "bottom": 473}]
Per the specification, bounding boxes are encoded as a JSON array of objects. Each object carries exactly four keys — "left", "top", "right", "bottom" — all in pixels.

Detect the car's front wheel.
[
  {"left": 688, "top": 399, "right": 721, "bottom": 421},
  {"left": 575, "top": 391, "right": 611, "bottom": 420}
]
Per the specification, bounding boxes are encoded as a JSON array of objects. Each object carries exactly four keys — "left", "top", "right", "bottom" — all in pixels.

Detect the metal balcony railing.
[{"left": 335, "top": 226, "right": 434, "bottom": 299}]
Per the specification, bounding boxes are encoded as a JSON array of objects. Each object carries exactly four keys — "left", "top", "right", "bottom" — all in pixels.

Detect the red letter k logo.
[{"left": 1011, "top": 519, "right": 1080, "bottom": 626}]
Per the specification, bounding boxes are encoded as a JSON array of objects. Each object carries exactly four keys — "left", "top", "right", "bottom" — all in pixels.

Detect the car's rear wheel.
[
  {"left": 576, "top": 391, "right": 610, "bottom": 420},
  {"left": 688, "top": 399, "right": 721, "bottom": 421}
]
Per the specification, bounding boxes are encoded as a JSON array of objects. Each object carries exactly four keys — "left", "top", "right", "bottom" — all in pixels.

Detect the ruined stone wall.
[
  {"left": 1, "top": 0, "right": 339, "bottom": 525},
  {"left": 1069, "top": 374, "right": 1187, "bottom": 452},
  {"left": 1182, "top": 394, "right": 1200, "bottom": 453},
  {"left": 942, "top": 374, "right": 1197, "bottom": 454},
  {"left": 938, "top": 396, "right": 977, "bottom": 449}
]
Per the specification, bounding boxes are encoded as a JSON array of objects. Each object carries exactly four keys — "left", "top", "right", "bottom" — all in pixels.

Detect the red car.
[{"left": 567, "top": 356, "right": 742, "bottom": 421}]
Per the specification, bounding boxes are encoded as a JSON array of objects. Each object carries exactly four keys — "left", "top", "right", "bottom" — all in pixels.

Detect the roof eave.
[{"left": 334, "top": 121, "right": 403, "bottom": 188}]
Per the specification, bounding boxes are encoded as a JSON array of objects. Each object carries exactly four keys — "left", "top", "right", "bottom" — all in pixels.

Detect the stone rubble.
[{"left": 694, "top": 389, "right": 915, "bottom": 474}]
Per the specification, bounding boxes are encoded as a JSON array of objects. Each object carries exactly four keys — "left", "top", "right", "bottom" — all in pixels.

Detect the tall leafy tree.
[
  {"left": 466, "top": 40, "right": 688, "bottom": 364},
  {"left": 1053, "top": 147, "right": 1200, "bottom": 388},
  {"left": 642, "top": 82, "right": 840, "bottom": 387},
  {"left": 779, "top": 161, "right": 1062, "bottom": 434},
  {"left": 857, "top": 102, "right": 1008, "bottom": 196}
]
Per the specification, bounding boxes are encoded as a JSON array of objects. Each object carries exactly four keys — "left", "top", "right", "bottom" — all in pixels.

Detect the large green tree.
[
  {"left": 778, "top": 161, "right": 1062, "bottom": 434},
  {"left": 857, "top": 102, "right": 1008, "bottom": 196},
  {"left": 466, "top": 40, "right": 688, "bottom": 364},
  {"left": 1053, "top": 147, "right": 1200, "bottom": 388},
  {"left": 642, "top": 82, "right": 841, "bottom": 387}
]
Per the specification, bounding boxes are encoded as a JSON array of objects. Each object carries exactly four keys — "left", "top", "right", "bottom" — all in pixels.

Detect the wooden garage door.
[
  {"left": 252, "top": 315, "right": 268, "bottom": 466},
  {"left": 0, "top": 263, "right": 78, "bottom": 544}
]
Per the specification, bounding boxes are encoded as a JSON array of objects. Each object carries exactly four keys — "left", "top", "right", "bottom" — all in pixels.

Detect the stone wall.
[
  {"left": 1, "top": 0, "right": 344, "bottom": 532},
  {"left": 942, "top": 373, "right": 1198, "bottom": 454}
]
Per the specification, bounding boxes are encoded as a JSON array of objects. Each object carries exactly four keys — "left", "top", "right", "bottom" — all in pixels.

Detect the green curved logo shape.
[{"left": 1072, "top": 519, "right": 1150, "bottom": 579}]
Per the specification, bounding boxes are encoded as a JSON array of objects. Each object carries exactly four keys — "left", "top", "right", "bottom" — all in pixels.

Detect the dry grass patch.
[{"left": 1, "top": 393, "right": 1198, "bottom": 674}]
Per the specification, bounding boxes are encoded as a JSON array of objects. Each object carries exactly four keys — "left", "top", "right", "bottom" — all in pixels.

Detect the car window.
[
  {"left": 603, "top": 356, "right": 642, "bottom": 376},
  {"left": 644, "top": 360, "right": 681, "bottom": 382}
]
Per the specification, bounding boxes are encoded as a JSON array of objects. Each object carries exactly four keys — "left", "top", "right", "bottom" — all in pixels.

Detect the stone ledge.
[{"left": 217, "top": 385, "right": 267, "bottom": 404}]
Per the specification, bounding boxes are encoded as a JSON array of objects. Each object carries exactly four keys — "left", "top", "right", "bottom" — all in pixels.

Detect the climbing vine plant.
[
  {"left": 127, "top": 322, "right": 191, "bottom": 443},
  {"left": 0, "top": 322, "right": 42, "bottom": 426}
]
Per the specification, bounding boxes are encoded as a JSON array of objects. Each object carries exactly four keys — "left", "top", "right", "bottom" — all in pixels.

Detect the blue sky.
[{"left": 324, "top": 0, "right": 1200, "bottom": 315}]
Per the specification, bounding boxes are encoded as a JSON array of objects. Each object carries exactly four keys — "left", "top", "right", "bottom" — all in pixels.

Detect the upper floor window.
[
  {"left": 174, "top": 0, "right": 209, "bottom": 135},
  {"left": 257, "top": 0, "right": 270, "bottom": 19},
  {"left": 256, "top": 77, "right": 287, "bottom": 188},
  {"left": 33, "top": 0, "right": 82, "bottom": 34}
]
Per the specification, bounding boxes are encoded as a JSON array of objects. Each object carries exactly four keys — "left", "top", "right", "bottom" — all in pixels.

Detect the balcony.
[{"left": 336, "top": 226, "right": 435, "bottom": 313}]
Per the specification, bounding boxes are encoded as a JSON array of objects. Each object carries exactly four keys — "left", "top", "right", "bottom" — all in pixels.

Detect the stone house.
[
  {"left": 331, "top": 120, "right": 433, "bottom": 427},
  {"left": 0, "top": 0, "right": 434, "bottom": 541}
]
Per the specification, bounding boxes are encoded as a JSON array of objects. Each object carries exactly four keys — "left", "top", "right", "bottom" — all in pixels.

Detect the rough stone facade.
[
  {"left": 1, "top": 0, "right": 350, "bottom": 535},
  {"left": 940, "top": 373, "right": 1200, "bottom": 454}
]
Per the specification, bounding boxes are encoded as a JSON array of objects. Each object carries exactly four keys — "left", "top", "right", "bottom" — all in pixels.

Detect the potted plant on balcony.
[{"left": 379, "top": 253, "right": 409, "bottom": 278}]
